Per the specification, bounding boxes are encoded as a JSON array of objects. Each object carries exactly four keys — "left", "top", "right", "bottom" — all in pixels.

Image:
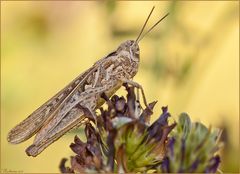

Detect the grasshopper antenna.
[
  {"left": 137, "top": 12, "right": 169, "bottom": 43},
  {"left": 135, "top": 6, "right": 155, "bottom": 43}
]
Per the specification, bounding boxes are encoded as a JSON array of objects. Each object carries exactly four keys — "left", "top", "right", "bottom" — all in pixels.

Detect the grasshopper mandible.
[{"left": 7, "top": 6, "right": 169, "bottom": 157}]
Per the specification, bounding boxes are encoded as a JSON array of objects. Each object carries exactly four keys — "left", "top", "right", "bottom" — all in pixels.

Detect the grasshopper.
[{"left": 7, "top": 6, "right": 169, "bottom": 157}]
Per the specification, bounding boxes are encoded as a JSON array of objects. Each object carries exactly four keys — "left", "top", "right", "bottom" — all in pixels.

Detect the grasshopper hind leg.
[
  {"left": 25, "top": 108, "right": 86, "bottom": 157},
  {"left": 25, "top": 101, "right": 98, "bottom": 157}
]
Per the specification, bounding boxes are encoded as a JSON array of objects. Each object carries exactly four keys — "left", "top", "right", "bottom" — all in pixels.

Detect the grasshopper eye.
[{"left": 130, "top": 40, "right": 135, "bottom": 46}]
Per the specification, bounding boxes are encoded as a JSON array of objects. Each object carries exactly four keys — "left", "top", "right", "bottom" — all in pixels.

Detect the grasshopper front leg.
[{"left": 119, "top": 77, "right": 149, "bottom": 109}]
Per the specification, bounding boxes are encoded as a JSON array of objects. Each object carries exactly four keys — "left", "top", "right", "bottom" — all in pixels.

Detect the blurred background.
[{"left": 1, "top": 1, "right": 239, "bottom": 173}]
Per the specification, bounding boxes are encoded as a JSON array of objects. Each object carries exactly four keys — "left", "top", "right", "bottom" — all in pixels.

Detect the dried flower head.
[
  {"left": 60, "top": 84, "right": 222, "bottom": 173},
  {"left": 60, "top": 84, "right": 176, "bottom": 173}
]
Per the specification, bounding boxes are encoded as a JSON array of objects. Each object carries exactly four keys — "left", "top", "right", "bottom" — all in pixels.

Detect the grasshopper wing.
[{"left": 7, "top": 67, "right": 96, "bottom": 144}]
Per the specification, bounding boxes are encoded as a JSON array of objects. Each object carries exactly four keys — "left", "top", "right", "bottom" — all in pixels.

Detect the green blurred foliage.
[{"left": 1, "top": 1, "right": 239, "bottom": 173}]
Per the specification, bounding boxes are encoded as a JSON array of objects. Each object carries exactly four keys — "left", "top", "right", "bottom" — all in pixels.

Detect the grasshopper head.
[{"left": 117, "top": 40, "right": 140, "bottom": 62}]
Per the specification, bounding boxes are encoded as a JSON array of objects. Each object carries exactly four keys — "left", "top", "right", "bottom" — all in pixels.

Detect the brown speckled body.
[{"left": 8, "top": 40, "right": 141, "bottom": 157}]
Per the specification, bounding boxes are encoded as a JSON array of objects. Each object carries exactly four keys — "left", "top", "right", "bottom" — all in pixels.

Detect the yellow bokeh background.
[{"left": 1, "top": 1, "right": 239, "bottom": 173}]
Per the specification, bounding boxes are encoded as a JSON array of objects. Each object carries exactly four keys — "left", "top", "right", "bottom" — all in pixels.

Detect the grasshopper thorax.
[{"left": 116, "top": 40, "right": 140, "bottom": 78}]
